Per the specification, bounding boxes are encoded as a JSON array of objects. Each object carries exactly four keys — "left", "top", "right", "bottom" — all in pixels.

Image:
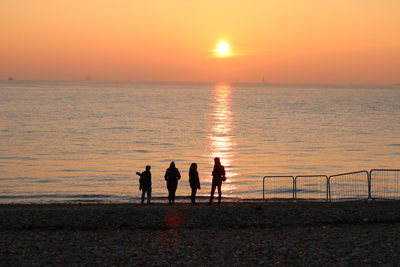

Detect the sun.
[{"left": 214, "top": 41, "right": 231, "bottom": 57}]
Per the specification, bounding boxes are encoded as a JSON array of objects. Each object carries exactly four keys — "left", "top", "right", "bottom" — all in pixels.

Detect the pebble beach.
[{"left": 1, "top": 201, "right": 400, "bottom": 266}]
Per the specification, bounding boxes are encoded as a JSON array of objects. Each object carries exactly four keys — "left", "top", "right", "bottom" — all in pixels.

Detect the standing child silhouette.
[{"left": 136, "top": 165, "right": 152, "bottom": 204}]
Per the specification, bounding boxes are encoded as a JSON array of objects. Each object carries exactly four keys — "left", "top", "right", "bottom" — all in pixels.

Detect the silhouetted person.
[
  {"left": 209, "top": 157, "right": 226, "bottom": 204},
  {"left": 189, "top": 163, "right": 201, "bottom": 204},
  {"left": 164, "top": 161, "right": 181, "bottom": 205},
  {"left": 136, "top": 165, "right": 152, "bottom": 204}
]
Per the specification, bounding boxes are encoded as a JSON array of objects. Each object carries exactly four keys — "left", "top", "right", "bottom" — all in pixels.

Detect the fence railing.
[
  {"left": 263, "top": 169, "right": 400, "bottom": 201},
  {"left": 263, "top": 176, "right": 295, "bottom": 201},
  {"left": 329, "top": 171, "right": 369, "bottom": 201},
  {"left": 295, "top": 175, "right": 328, "bottom": 201},
  {"left": 370, "top": 169, "right": 400, "bottom": 200}
]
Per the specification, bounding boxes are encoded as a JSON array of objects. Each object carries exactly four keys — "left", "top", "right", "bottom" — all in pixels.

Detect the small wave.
[
  {"left": 151, "top": 143, "right": 173, "bottom": 146},
  {"left": 80, "top": 176, "right": 120, "bottom": 182},
  {"left": 280, "top": 165, "right": 319, "bottom": 171},
  {"left": 387, "top": 143, "right": 400, "bottom": 147},
  {"left": 0, "top": 176, "right": 36, "bottom": 181},
  {"left": 57, "top": 169, "right": 115, "bottom": 173},
  {"left": 58, "top": 169, "right": 83, "bottom": 172},
  {"left": 98, "top": 150, "right": 120, "bottom": 155},
  {"left": 36, "top": 179, "right": 58, "bottom": 183},
  {"left": 160, "top": 159, "right": 185, "bottom": 162},
  {"left": 264, "top": 189, "right": 294, "bottom": 194},
  {"left": 0, "top": 194, "right": 117, "bottom": 200},
  {"left": 132, "top": 150, "right": 150, "bottom": 153},
  {"left": 0, "top": 156, "right": 38, "bottom": 161},
  {"left": 102, "top": 126, "right": 133, "bottom": 131},
  {"left": 296, "top": 189, "right": 325, "bottom": 194},
  {"left": 0, "top": 194, "right": 248, "bottom": 204}
]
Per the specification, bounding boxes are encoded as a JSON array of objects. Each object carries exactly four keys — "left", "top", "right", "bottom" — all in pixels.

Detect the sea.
[{"left": 1, "top": 81, "right": 399, "bottom": 203}]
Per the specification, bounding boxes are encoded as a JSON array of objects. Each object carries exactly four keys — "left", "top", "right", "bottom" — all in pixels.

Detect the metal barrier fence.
[
  {"left": 263, "top": 169, "right": 400, "bottom": 201},
  {"left": 370, "top": 169, "right": 400, "bottom": 200},
  {"left": 262, "top": 176, "right": 294, "bottom": 200},
  {"left": 329, "top": 171, "right": 369, "bottom": 201},
  {"left": 295, "top": 175, "right": 329, "bottom": 201}
]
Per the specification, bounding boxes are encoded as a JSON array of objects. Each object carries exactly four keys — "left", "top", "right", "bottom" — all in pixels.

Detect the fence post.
[
  {"left": 263, "top": 176, "right": 265, "bottom": 201},
  {"left": 327, "top": 177, "right": 331, "bottom": 202},
  {"left": 368, "top": 170, "right": 372, "bottom": 200}
]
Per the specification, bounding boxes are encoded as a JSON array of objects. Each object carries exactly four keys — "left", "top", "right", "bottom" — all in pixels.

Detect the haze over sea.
[{"left": 1, "top": 81, "right": 399, "bottom": 203}]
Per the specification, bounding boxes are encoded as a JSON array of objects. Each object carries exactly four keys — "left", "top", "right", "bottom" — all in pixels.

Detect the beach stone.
[{"left": 1, "top": 202, "right": 400, "bottom": 265}]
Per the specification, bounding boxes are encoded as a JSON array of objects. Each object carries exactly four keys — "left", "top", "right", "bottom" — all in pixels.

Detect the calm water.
[{"left": 1, "top": 81, "right": 399, "bottom": 203}]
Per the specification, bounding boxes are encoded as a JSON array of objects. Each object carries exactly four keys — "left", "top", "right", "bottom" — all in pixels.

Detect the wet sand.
[{"left": 1, "top": 201, "right": 400, "bottom": 266}]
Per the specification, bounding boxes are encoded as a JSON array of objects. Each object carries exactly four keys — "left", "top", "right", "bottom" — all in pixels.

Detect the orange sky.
[{"left": 1, "top": 0, "right": 399, "bottom": 84}]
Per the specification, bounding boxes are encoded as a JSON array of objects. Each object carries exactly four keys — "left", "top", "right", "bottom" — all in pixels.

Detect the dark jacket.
[
  {"left": 138, "top": 170, "right": 152, "bottom": 189},
  {"left": 189, "top": 170, "right": 201, "bottom": 189},
  {"left": 212, "top": 164, "right": 226, "bottom": 184},
  {"left": 164, "top": 167, "right": 181, "bottom": 188}
]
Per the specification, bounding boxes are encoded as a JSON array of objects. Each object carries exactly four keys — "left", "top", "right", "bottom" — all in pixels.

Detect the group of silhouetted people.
[{"left": 136, "top": 157, "right": 226, "bottom": 205}]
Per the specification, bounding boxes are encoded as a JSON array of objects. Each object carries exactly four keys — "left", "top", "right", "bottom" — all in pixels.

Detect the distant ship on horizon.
[
  {"left": 261, "top": 76, "right": 265, "bottom": 84},
  {"left": 8, "top": 77, "right": 14, "bottom": 81}
]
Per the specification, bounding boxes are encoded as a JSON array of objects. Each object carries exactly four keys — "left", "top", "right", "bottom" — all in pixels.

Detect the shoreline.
[{"left": 0, "top": 196, "right": 264, "bottom": 205}]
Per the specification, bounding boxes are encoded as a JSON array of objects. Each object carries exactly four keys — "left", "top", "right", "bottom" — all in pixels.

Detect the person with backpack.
[{"left": 164, "top": 161, "right": 181, "bottom": 205}]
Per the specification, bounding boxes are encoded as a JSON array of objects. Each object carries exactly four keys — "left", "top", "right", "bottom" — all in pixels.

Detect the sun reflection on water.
[{"left": 209, "top": 83, "right": 238, "bottom": 193}]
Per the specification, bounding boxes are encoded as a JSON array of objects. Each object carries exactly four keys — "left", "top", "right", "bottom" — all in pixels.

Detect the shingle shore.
[{"left": 1, "top": 201, "right": 400, "bottom": 266}]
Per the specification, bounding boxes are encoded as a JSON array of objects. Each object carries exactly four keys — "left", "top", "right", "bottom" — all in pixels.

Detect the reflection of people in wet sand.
[
  {"left": 189, "top": 163, "right": 201, "bottom": 204},
  {"left": 209, "top": 157, "right": 226, "bottom": 204},
  {"left": 136, "top": 165, "right": 152, "bottom": 204},
  {"left": 164, "top": 161, "right": 181, "bottom": 205}
]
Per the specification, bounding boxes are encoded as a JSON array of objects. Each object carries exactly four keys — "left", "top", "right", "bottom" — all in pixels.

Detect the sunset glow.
[{"left": 1, "top": 1, "right": 399, "bottom": 84}]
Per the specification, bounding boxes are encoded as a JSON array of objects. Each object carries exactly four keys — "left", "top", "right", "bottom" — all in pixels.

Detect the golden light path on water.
[{"left": 209, "top": 83, "right": 238, "bottom": 195}]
